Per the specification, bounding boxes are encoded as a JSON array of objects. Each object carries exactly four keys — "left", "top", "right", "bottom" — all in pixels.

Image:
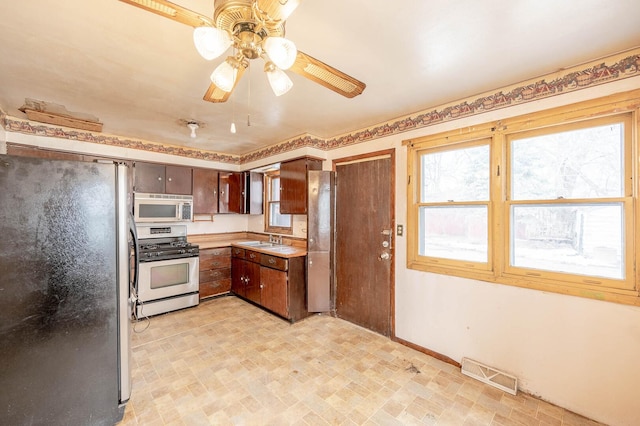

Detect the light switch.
[{"left": 397, "top": 224, "right": 403, "bottom": 236}]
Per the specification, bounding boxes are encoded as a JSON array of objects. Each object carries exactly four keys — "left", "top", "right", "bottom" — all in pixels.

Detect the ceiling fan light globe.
[
  {"left": 210, "top": 59, "right": 237, "bottom": 92},
  {"left": 266, "top": 66, "right": 293, "bottom": 96},
  {"left": 193, "top": 26, "right": 232, "bottom": 60},
  {"left": 264, "top": 37, "right": 297, "bottom": 70}
]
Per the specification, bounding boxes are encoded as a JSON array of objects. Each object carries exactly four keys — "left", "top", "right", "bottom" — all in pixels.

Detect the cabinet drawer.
[
  {"left": 245, "top": 250, "right": 260, "bottom": 263},
  {"left": 261, "top": 254, "right": 288, "bottom": 271},
  {"left": 199, "top": 268, "right": 231, "bottom": 283},
  {"left": 231, "top": 247, "right": 245, "bottom": 258},
  {"left": 199, "top": 278, "right": 231, "bottom": 298},
  {"left": 200, "top": 247, "right": 231, "bottom": 257},
  {"left": 199, "top": 255, "right": 231, "bottom": 271}
]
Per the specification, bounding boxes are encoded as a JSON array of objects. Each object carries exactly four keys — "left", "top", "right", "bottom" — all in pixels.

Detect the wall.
[{"left": 321, "top": 76, "right": 640, "bottom": 426}]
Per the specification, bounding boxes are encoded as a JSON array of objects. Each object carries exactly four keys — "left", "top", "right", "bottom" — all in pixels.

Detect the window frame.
[
  {"left": 406, "top": 90, "right": 640, "bottom": 306},
  {"left": 264, "top": 171, "right": 293, "bottom": 234}
]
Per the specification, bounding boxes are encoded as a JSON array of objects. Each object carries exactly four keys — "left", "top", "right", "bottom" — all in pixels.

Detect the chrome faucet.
[{"left": 269, "top": 234, "right": 283, "bottom": 245}]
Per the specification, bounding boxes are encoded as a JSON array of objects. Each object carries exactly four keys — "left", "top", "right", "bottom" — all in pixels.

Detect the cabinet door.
[
  {"left": 231, "top": 257, "right": 246, "bottom": 297},
  {"left": 244, "top": 261, "right": 261, "bottom": 304},
  {"left": 218, "top": 172, "right": 244, "bottom": 214},
  {"left": 280, "top": 158, "right": 322, "bottom": 214},
  {"left": 193, "top": 168, "right": 219, "bottom": 214},
  {"left": 165, "top": 165, "right": 192, "bottom": 195},
  {"left": 134, "top": 162, "right": 165, "bottom": 193},
  {"left": 247, "top": 171, "right": 264, "bottom": 214},
  {"left": 260, "top": 266, "right": 289, "bottom": 318},
  {"left": 228, "top": 172, "right": 244, "bottom": 213}
]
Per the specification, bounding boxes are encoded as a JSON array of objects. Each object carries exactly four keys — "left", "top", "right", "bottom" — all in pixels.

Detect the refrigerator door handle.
[{"left": 129, "top": 211, "right": 139, "bottom": 294}]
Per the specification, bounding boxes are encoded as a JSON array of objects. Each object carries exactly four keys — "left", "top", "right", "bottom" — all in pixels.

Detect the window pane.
[
  {"left": 420, "top": 144, "right": 489, "bottom": 202},
  {"left": 511, "top": 204, "right": 624, "bottom": 279},
  {"left": 271, "top": 176, "right": 281, "bottom": 202},
  {"left": 511, "top": 123, "right": 624, "bottom": 200},
  {"left": 419, "top": 206, "right": 488, "bottom": 262},
  {"left": 269, "top": 202, "right": 291, "bottom": 227}
]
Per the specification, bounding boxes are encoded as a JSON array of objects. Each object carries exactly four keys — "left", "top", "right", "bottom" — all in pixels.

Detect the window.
[
  {"left": 418, "top": 141, "right": 491, "bottom": 267},
  {"left": 407, "top": 91, "right": 639, "bottom": 305},
  {"left": 264, "top": 171, "right": 292, "bottom": 233},
  {"left": 506, "top": 117, "right": 632, "bottom": 288}
]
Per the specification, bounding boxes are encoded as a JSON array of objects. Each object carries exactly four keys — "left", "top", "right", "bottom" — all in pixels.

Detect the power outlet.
[{"left": 397, "top": 224, "right": 403, "bottom": 236}]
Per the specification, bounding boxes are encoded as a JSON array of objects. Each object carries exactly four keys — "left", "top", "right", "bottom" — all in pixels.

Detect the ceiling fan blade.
[
  {"left": 202, "top": 65, "right": 247, "bottom": 103},
  {"left": 118, "top": 0, "right": 213, "bottom": 27},
  {"left": 289, "top": 51, "right": 366, "bottom": 98},
  {"left": 255, "top": 0, "right": 302, "bottom": 22}
]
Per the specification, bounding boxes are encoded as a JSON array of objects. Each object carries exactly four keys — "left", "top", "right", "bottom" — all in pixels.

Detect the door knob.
[{"left": 379, "top": 252, "right": 390, "bottom": 260}]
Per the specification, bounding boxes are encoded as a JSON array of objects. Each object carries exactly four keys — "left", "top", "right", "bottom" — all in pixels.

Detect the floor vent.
[{"left": 461, "top": 358, "right": 518, "bottom": 395}]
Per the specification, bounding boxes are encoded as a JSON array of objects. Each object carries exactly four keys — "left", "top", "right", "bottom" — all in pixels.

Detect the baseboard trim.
[{"left": 393, "top": 336, "right": 461, "bottom": 368}]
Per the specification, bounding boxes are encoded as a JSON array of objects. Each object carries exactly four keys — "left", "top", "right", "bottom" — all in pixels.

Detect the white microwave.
[{"left": 134, "top": 193, "right": 193, "bottom": 223}]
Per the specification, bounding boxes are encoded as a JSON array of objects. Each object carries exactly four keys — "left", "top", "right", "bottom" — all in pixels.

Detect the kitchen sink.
[
  {"left": 266, "top": 246, "right": 298, "bottom": 254},
  {"left": 236, "top": 241, "right": 298, "bottom": 254},
  {"left": 239, "top": 240, "right": 275, "bottom": 247}
]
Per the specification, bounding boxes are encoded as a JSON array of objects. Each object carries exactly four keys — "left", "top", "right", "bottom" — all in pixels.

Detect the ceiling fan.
[{"left": 119, "top": 0, "right": 366, "bottom": 103}]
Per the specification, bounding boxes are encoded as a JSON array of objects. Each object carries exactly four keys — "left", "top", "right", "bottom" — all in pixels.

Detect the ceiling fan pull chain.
[{"left": 247, "top": 63, "right": 251, "bottom": 127}]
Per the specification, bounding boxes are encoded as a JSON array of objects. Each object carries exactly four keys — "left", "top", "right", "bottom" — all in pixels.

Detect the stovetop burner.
[{"left": 138, "top": 236, "right": 199, "bottom": 262}]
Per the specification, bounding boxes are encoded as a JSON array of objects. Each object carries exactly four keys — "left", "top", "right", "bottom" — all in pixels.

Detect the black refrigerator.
[{"left": 0, "top": 154, "right": 132, "bottom": 425}]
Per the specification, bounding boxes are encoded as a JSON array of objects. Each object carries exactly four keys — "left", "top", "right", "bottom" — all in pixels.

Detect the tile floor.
[{"left": 119, "top": 296, "right": 602, "bottom": 426}]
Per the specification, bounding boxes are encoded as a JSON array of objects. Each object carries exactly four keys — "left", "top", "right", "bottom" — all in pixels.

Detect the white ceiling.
[{"left": 1, "top": 1, "right": 639, "bottom": 156}]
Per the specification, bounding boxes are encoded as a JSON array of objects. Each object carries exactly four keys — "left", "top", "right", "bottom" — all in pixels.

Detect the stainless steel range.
[{"left": 134, "top": 224, "right": 199, "bottom": 317}]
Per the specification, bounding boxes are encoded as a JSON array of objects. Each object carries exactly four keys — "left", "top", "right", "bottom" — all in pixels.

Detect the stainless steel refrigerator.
[
  {"left": 0, "top": 154, "right": 133, "bottom": 425},
  {"left": 307, "top": 170, "right": 334, "bottom": 312}
]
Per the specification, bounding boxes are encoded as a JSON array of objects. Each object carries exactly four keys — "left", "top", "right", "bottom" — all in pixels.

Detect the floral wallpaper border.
[{"left": 2, "top": 49, "right": 639, "bottom": 165}]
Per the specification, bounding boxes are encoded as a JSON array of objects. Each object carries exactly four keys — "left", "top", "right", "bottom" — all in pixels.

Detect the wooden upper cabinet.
[
  {"left": 134, "top": 162, "right": 165, "bottom": 193},
  {"left": 192, "top": 168, "right": 219, "bottom": 215},
  {"left": 134, "top": 162, "right": 192, "bottom": 194},
  {"left": 280, "top": 157, "right": 322, "bottom": 214},
  {"left": 165, "top": 165, "right": 192, "bottom": 195},
  {"left": 218, "top": 171, "right": 264, "bottom": 214},
  {"left": 219, "top": 172, "right": 241, "bottom": 214}
]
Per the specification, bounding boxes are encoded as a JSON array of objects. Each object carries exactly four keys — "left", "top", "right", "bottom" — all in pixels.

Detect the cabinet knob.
[
  {"left": 168, "top": 177, "right": 172, "bottom": 182},
  {"left": 260, "top": 284, "right": 264, "bottom": 289},
  {"left": 268, "top": 258, "right": 276, "bottom": 265},
  {"left": 157, "top": 176, "right": 162, "bottom": 181}
]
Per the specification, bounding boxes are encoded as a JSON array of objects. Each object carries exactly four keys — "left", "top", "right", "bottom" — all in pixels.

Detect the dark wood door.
[
  {"left": 134, "top": 162, "right": 165, "bottom": 193},
  {"left": 165, "top": 165, "right": 192, "bottom": 194},
  {"left": 334, "top": 152, "right": 394, "bottom": 336},
  {"left": 260, "top": 267, "right": 288, "bottom": 318},
  {"left": 193, "top": 168, "right": 219, "bottom": 214}
]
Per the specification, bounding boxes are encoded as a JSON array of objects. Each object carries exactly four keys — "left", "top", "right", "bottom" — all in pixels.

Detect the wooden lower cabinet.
[
  {"left": 231, "top": 248, "right": 309, "bottom": 322},
  {"left": 244, "top": 259, "right": 261, "bottom": 304},
  {"left": 260, "top": 267, "right": 288, "bottom": 318},
  {"left": 198, "top": 247, "right": 231, "bottom": 299}
]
